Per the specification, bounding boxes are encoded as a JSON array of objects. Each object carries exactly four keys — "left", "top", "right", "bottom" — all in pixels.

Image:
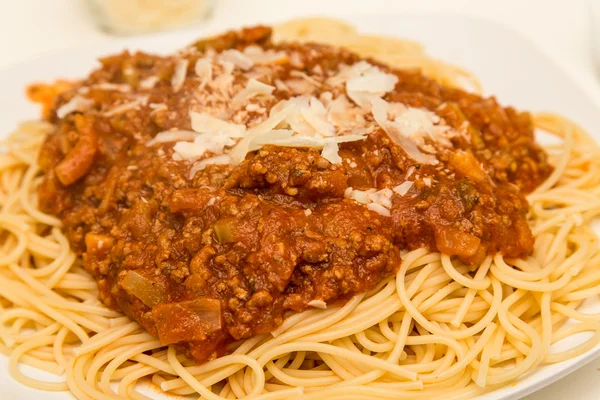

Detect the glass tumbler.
[{"left": 88, "top": 0, "right": 216, "bottom": 35}]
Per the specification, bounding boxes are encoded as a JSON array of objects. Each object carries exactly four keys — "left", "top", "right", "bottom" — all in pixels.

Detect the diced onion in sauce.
[
  {"left": 213, "top": 219, "right": 240, "bottom": 243},
  {"left": 121, "top": 270, "right": 168, "bottom": 308},
  {"left": 152, "top": 298, "right": 222, "bottom": 345},
  {"left": 434, "top": 225, "right": 481, "bottom": 258}
]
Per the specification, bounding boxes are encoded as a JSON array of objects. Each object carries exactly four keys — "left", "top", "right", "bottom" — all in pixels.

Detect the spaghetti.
[{"left": 1, "top": 17, "right": 600, "bottom": 400}]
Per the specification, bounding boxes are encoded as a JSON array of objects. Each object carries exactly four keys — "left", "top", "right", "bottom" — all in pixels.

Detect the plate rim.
[{"left": 0, "top": 12, "right": 599, "bottom": 400}]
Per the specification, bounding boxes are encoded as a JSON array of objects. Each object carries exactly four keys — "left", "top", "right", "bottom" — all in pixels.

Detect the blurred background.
[
  {"left": 1, "top": 1, "right": 599, "bottom": 107},
  {"left": 1, "top": 0, "right": 599, "bottom": 108},
  {"left": 0, "top": 1, "right": 599, "bottom": 399}
]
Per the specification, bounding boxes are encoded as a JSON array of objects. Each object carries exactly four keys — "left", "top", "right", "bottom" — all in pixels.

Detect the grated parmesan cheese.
[
  {"left": 274, "top": 79, "right": 290, "bottom": 92},
  {"left": 171, "top": 59, "right": 189, "bottom": 92},
  {"left": 346, "top": 67, "right": 398, "bottom": 96},
  {"left": 344, "top": 187, "right": 395, "bottom": 217},
  {"left": 321, "top": 141, "right": 342, "bottom": 164},
  {"left": 247, "top": 129, "right": 294, "bottom": 152},
  {"left": 91, "top": 83, "right": 131, "bottom": 92},
  {"left": 139, "top": 76, "right": 160, "bottom": 89},
  {"left": 243, "top": 46, "right": 288, "bottom": 65},
  {"left": 302, "top": 96, "right": 335, "bottom": 137},
  {"left": 104, "top": 100, "right": 141, "bottom": 117},
  {"left": 393, "top": 181, "right": 413, "bottom": 196},
  {"left": 249, "top": 134, "right": 364, "bottom": 149},
  {"left": 148, "top": 130, "right": 197, "bottom": 146},
  {"left": 285, "top": 79, "right": 315, "bottom": 96},
  {"left": 190, "top": 111, "right": 246, "bottom": 137},
  {"left": 394, "top": 108, "right": 440, "bottom": 138},
  {"left": 189, "top": 154, "right": 231, "bottom": 178},
  {"left": 56, "top": 96, "right": 93, "bottom": 119},
  {"left": 231, "top": 79, "right": 275, "bottom": 108},
  {"left": 326, "top": 61, "right": 372, "bottom": 86},
  {"left": 369, "top": 96, "right": 440, "bottom": 165},
  {"left": 217, "top": 49, "right": 254, "bottom": 71},
  {"left": 173, "top": 133, "right": 236, "bottom": 161},
  {"left": 307, "top": 300, "right": 327, "bottom": 309},
  {"left": 345, "top": 63, "right": 398, "bottom": 107},
  {"left": 194, "top": 58, "right": 212, "bottom": 88}
]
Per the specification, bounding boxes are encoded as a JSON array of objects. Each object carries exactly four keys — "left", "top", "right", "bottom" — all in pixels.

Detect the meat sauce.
[{"left": 35, "top": 27, "right": 552, "bottom": 362}]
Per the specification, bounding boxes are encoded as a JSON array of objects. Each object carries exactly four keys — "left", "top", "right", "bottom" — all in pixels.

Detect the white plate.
[{"left": 1, "top": 13, "right": 600, "bottom": 400}]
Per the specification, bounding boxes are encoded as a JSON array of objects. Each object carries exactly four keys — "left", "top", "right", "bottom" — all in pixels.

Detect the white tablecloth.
[{"left": 1, "top": 1, "right": 599, "bottom": 399}]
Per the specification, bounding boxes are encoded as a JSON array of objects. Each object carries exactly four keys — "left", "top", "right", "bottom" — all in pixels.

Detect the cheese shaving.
[
  {"left": 228, "top": 106, "right": 292, "bottom": 165},
  {"left": 248, "top": 103, "right": 291, "bottom": 135},
  {"left": 369, "top": 96, "right": 440, "bottom": 165},
  {"left": 194, "top": 58, "right": 212, "bottom": 88},
  {"left": 251, "top": 134, "right": 364, "bottom": 149},
  {"left": 345, "top": 63, "right": 398, "bottom": 107},
  {"left": 393, "top": 181, "right": 414, "bottom": 196},
  {"left": 394, "top": 108, "right": 440, "bottom": 138},
  {"left": 302, "top": 97, "right": 335, "bottom": 137},
  {"left": 231, "top": 79, "right": 275, "bottom": 108},
  {"left": 189, "top": 155, "right": 231, "bottom": 179},
  {"left": 139, "top": 76, "right": 160, "bottom": 89},
  {"left": 321, "top": 141, "right": 342, "bottom": 164},
  {"left": 171, "top": 59, "right": 189, "bottom": 92},
  {"left": 345, "top": 187, "right": 394, "bottom": 217},
  {"left": 326, "top": 61, "right": 372, "bottom": 86},
  {"left": 392, "top": 133, "right": 438, "bottom": 165},
  {"left": 285, "top": 96, "right": 318, "bottom": 136},
  {"left": 190, "top": 111, "right": 246, "bottom": 137},
  {"left": 328, "top": 95, "right": 359, "bottom": 130},
  {"left": 91, "top": 83, "right": 131, "bottom": 92},
  {"left": 290, "top": 70, "right": 323, "bottom": 88},
  {"left": 286, "top": 79, "right": 315, "bottom": 96},
  {"left": 367, "top": 188, "right": 393, "bottom": 209},
  {"left": 346, "top": 67, "right": 398, "bottom": 95},
  {"left": 149, "top": 103, "right": 167, "bottom": 113},
  {"left": 217, "top": 49, "right": 254, "bottom": 71},
  {"left": 148, "top": 130, "right": 197, "bottom": 146},
  {"left": 247, "top": 129, "right": 294, "bottom": 152},
  {"left": 307, "top": 300, "right": 327, "bottom": 309},
  {"left": 173, "top": 132, "right": 236, "bottom": 161},
  {"left": 104, "top": 100, "right": 141, "bottom": 117},
  {"left": 243, "top": 46, "right": 288, "bottom": 64},
  {"left": 56, "top": 96, "right": 93, "bottom": 119}
]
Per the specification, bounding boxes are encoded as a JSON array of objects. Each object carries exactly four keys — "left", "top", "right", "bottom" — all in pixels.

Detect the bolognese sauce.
[{"left": 34, "top": 27, "right": 552, "bottom": 362}]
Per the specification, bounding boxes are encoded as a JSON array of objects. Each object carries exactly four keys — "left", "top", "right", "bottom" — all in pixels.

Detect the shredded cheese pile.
[{"left": 58, "top": 45, "right": 457, "bottom": 216}]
